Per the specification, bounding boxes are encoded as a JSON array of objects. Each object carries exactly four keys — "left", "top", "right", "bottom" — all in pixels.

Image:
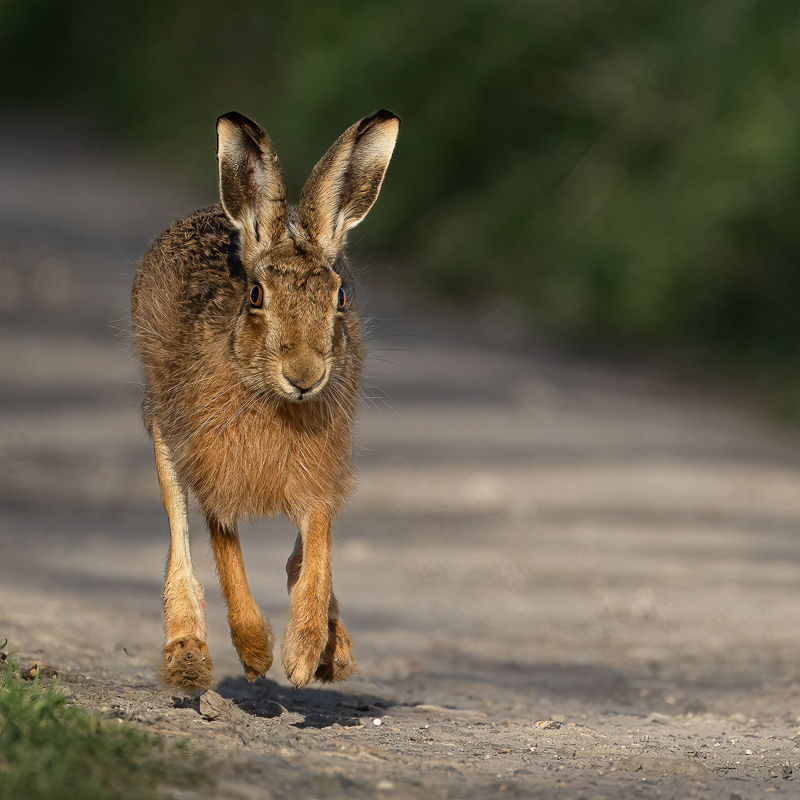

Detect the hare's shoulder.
[
  {"left": 134, "top": 206, "right": 247, "bottom": 347},
  {"left": 139, "top": 206, "right": 246, "bottom": 296},
  {"left": 151, "top": 205, "right": 236, "bottom": 266}
]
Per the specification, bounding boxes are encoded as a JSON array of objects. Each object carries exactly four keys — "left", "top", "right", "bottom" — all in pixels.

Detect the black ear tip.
[
  {"left": 218, "top": 111, "right": 242, "bottom": 125},
  {"left": 373, "top": 109, "right": 401, "bottom": 125},
  {"left": 218, "top": 111, "right": 263, "bottom": 133},
  {"left": 217, "top": 112, "right": 268, "bottom": 151},
  {"left": 355, "top": 109, "right": 401, "bottom": 139}
]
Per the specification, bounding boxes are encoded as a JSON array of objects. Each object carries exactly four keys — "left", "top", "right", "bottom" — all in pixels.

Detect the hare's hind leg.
[
  {"left": 282, "top": 510, "right": 357, "bottom": 687},
  {"left": 208, "top": 518, "right": 274, "bottom": 681},
  {"left": 314, "top": 590, "right": 356, "bottom": 683},
  {"left": 152, "top": 425, "right": 214, "bottom": 693}
]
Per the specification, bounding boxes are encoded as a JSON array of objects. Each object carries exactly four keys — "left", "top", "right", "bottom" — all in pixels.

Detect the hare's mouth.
[{"left": 277, "top": 365, "right": 331, "bottom": 402}]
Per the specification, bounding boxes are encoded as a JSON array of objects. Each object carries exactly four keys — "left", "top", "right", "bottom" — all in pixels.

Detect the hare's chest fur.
[{"left": 170, "top": 379, "right": 356, "bottom": 526}]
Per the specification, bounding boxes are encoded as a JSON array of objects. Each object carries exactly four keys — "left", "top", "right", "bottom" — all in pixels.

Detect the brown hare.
[{"left": 131, "top": 109, "right": 399, "bottom": 693}]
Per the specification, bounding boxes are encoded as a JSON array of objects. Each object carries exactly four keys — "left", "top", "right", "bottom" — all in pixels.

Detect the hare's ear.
[
  {"left": 298, "top": 109, "right": 400, "bottom": 259},
  {"left": 217, "top": 112, "right": 287, "bottom": 251}
]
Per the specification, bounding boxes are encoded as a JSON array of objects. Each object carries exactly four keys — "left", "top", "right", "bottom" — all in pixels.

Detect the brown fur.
[{"left": 132, "top": 110, "right": 399, "bottom": 691}]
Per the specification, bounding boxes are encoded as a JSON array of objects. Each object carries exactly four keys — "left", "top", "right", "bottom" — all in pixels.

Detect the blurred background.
[{"left": 3, "top": 0, "right": 800, "bottom": 410}]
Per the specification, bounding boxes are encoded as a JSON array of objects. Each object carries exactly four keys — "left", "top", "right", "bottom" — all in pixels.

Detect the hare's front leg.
[
  {"left": 208, "top": 518, "right": 274, "bottom": 681},
  {"left": 152, "top": 426, "right": 214, "bottom": 693},
  {"left": 282, "top": 508, "right": 357, "bottom": 687}
]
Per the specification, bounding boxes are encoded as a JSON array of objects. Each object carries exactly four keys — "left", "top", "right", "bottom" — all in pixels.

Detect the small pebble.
[{"left": 373, "top": 718, "right": 382, "bottom": 726}]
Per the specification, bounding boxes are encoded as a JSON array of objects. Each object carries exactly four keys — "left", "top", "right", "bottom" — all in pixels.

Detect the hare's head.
[{"left": 216, "top": 110, "right": 399, "bottom": 402}]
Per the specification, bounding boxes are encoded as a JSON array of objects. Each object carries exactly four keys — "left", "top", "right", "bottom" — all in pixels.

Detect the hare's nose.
[
  {"left": 285, "top": 372, "right": 326, "bottom": 394},
  {"left": 282, "top": 356, "right": 327, "bottom": 396}
]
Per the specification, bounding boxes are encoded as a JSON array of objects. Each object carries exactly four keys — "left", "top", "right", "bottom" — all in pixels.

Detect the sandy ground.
[{"left": 3, "top": 116, "right": 800, "bottom": 799}]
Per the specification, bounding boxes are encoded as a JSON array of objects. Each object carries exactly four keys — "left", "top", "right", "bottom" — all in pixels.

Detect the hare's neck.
[{"left": 178, "top": 381, "right": 356, "bottom": 522}]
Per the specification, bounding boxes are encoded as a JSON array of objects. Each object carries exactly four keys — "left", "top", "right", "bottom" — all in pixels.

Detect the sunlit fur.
[
  {"left": 132, "top": 110, "right": 399, "bottom": 692},
  {"left": 134, "top": 207, "right": 362, "bottom": 527}
]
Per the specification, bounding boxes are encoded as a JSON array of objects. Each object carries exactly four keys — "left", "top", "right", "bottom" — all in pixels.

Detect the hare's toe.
[
  {"left": 315, "top": 619, "right": 357, "bottom": 683},
  {"left": 230, "top": 615, "right": 275, "bottom": 682},
  {"left": 239, "top": 647, "right": 273, "bottom": 683},
  {"left": 282, "top": 617, "right": 357, "bottom": 687},
  {"left": 281, "top": 621, "right": 329, "bottom": 688},
  {"left": 159, "top": 636, "right": 215, "bottom": 694}
]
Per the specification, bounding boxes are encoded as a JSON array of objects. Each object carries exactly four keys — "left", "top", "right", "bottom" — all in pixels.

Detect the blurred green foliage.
[{"left": 3, "top": 0, "right": 800, "bottom": 386}]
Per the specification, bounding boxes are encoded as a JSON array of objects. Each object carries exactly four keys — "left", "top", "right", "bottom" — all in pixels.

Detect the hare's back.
[
  {"left": 134, "top": 205, "right": 241, "bottom": 302},
  {"left": 133, "top": 205, "right": 245, "bottom": 349}
]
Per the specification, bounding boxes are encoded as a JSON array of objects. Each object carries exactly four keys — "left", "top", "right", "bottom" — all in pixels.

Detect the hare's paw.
[
  {"left": 315, "top": 618, "right": 358, "bottom": 683},
  {"left": 281, "top": 617, "right": 329, "bottom": 688},
  {"left": 159, "top": 636, "right": 215, "bottom": 694},
  {"left": 282, "top": 616, "right": 357, "bottom": 687},
  {"left": 230, "top": 614, "right": 275, "bottom": 682}
]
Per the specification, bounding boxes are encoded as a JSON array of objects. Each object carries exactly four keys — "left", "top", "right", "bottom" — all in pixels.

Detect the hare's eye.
[
  {"left": 250, "top": 284, "right": 264, "bottom": 308},
  {"left": 337, "top": 287, "right": 346, "bottom": 310}
]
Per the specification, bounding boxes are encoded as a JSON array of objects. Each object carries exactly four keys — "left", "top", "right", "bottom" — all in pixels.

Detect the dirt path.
[{"left": 3, "top": 116, "right": 800, "bottom": 799}]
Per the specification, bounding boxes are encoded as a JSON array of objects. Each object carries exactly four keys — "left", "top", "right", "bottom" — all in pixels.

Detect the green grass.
[{"left": 0, "top": 652, "right": 207, "bottom": 800}]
